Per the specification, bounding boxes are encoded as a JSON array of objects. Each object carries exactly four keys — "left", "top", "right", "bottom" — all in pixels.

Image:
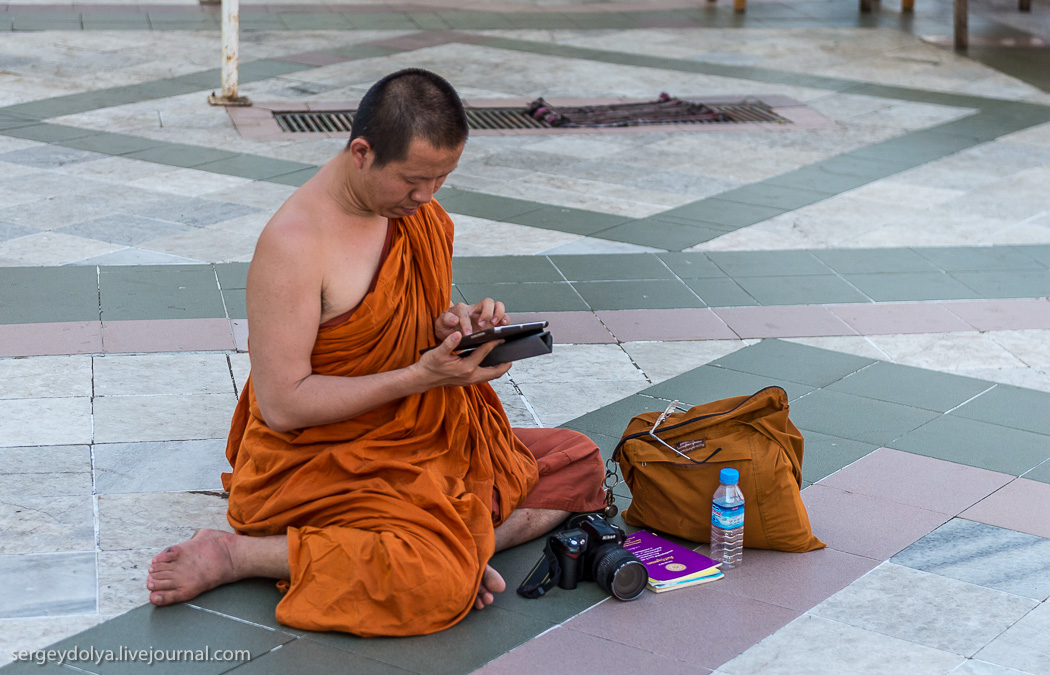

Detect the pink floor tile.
[
  {"left": 960, "top": 478, "right": 1050, "bottom": 539},
  {"left": 595, "top": 308, "right": 737, "bottom": 342},
  {"left": 800, "top": 484, "right": 949, "bottom": 560},
  {"left": 941, "top": 299, "right": 1050, "bottom": 331},
  {"left": 711, "top": 546, "right": 878, "bottom": 612},
  {"left": 711, "top": 306, "right": 857, "bottom": 339},
  {"left": 565, "top": 586, "right": 799, "bottom": 669},
  {"left": 509, "top": 311, "right": 616, "bottom": 344},
  {"left": 476, "top": 626, "right": 710, "bottom": 675},
  {"left": 231, "top": 319, "right": 249, "bottom": 353},
  {"left": 818, "top": 447, "right": 1013, "bottom": 515},
  {"left": 0, "top": 321, "right": 102, "bottom": 357},
  {"left": 828, "top": 302, "right": 974, "bottom": 335},
  {"left": 102, "top": 319, "right": 236, "bottom": 353}
]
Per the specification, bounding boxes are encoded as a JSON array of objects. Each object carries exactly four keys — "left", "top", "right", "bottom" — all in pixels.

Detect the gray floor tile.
[
  {"left": 124, "top": 196, "right": 258, "bottom": 228},
  {"left": 0, "top": 145, "right": 106, "bottom": 169},
  {"left": 810, "top": 563, "right": 1036, "bottom": 657},
  {"left": 549, "top": 253, "right": 674, "bottom": 281},
  {"left": 94, "top": 440, "right": 228, "bottom": 494},
  {"left": 571, "top": 279, "right": 703, "bottom": 310},
  {"left": 892, "top": 415, "right": 1050, "bottom": 476},
  {"left": 892, "top": 518, "right": 1050, "bottom": 601},
  {"left": 711, "top": 339, "right": 876, "bottom": 388},
  {"left": 56, "top": 214, "right": 194, "bottom": 246},
  {"left": 0, "top": 551, "right": 96, "bottom": 618},
  {"left": 951, "top": 384, "right": 1050, "bottom": 437},
  {"left": 789, "top": 389, "right": 939, "bottom": 446},
  {"left": 975, "top": 602, "right": 1050, "bottom": 674},
  {"left": 826, "top": 362, "right": 993, "bottom": 413},
  {"left": 0, "top": 221, "right": 35, "bottom": 241}
]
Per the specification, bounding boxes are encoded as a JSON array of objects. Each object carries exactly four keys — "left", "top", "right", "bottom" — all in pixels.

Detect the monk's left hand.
[{"left": 435, "top": 299, "right": 509, "bottom": 342}]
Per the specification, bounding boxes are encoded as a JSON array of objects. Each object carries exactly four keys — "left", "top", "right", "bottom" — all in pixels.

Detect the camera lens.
[{"left": 591, "top": 545, "right": 648, "bottom": 601}]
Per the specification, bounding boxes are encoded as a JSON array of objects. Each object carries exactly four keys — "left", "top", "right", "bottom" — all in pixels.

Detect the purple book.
[{"left": 624, "top": 530, "right": 721, "bottom": 584}]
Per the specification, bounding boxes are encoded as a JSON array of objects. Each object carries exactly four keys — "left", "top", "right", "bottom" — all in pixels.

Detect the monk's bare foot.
[
  {"left": 147, "top": 529, "right": 240, "bottom": 607},
  {"left": 474, "top": 564, "right": 506, "bottom": 610}
]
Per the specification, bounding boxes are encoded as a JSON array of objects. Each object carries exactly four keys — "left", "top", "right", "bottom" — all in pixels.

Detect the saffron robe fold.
[{"left": 222, "top": 201, "right": 605, "bottom": 637}]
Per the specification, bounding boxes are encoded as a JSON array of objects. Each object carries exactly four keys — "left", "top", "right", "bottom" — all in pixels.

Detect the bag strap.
[{"left": 516, "top": 538, "right": 562, "bottom": 599}]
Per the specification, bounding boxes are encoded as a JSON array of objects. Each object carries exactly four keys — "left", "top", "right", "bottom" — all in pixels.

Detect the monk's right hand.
[{"left": 413, "top": 331, "right": 512, "bottom": 389}]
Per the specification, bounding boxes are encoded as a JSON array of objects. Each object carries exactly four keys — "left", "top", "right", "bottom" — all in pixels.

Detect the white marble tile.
[
  {"left": 0, "top": 614, "right": 102, "bottom": 667},
  {"left": 489, "top": 376, "right": 540, "bottom": 428},
  {"left": 0, "top": 355, "right": 93, "bottom": 398},
  {"left": 449, "top": 215, "right": 580, "bottom": 257},
  {"left": 0, "top": 494, "right": 94, "bottom": 554},
  {"left": 865, "top": 333, "right": 1028, "bottom": 372},
  {"left": 620, "top": 339, "right": 756, "bottom": 384},
  {"left": 508, "top": 343, "right": 647, "bottom": 384},
  {"left": 0, "top": 231, "right": 123, "bottom": 266},
  {"left": 0, "top": 445, "right": 92, "bottom": 498},
  {"left": 516, "top": 379, "right": 650, "bottom": 428},
  {"left": 97, "top": 491, "right": 232, "bottom": 552},
  {"left": 949, "top": 659, "right": 1033, "bottom": 675},
  {"left": 141, "top": 225, "right": 262, "bottom": 265},
  {"left": 975, "top": 602, "right": 1050, "bottom": 674},
  {"left": 97, "top": 549, "right": 152, "bottom": 616},
  {"left": 92, "top": 393, "right": 237, "bottom": 443},
  {"left": 0, "top": 398, "right": 92, "bottom": 447},
  {"left": 719, "top": 614, "right": 964, "bottom": 675},
  {"left": 0, "top": 551, "right": 96, "bottom": 619},
  {"left": 94, "top": 439, "right": 229, "bottom": 494},
  {"left": 810, "top": 563, "right": 1038, "bottom": 656},
  {"left": 127, "top": 168, "right": 254, "bottom": 198},
  {"left": 93, "top": 353, "right": 235, "bottom": 397},
  {"left": 229, "top": 352, "right": 251, "bottom": 396},
  {"left": 783, "top": 337, "right": 893, "bottom": 362}
]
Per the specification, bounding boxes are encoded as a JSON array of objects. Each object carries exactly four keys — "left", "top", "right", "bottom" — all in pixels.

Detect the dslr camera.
[{"left": 518, "top": 514, "right": 648, "bottom": 602}]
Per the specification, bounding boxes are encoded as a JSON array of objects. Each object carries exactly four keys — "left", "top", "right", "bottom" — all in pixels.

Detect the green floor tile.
[
  {"left": 915, "top": 246, "right": 1045, "bottom": 272},
  {"left": 99, "top": 266, "right": 226, "bottom": 320},
  {"left": 230, "top": 638, "right": 410, "bottom": 674},
  {"left": 716, "top": 182, "right": 834, "bottom": 210},
  {"left": 950, "top": 385, "right": 1050, "bottom": 437},
  {"left": 798, "top": 430, "right": 878, "bottom": 484},
  {"left": 124, "top": 145, "right": 239, "bottom": 169},
  {"left": 1024, "top": 459, "right": 1050, "bottom": 484},
  {"left": 789, "top": 389, "right": 939, "bottom": 446},
  {"left": 265, "top": 166, "right": 320, "bottom": 187},
  {"left": 809, "top": 154, "right": 912, "bottom": 179},
  {"left": 342, "top": 13, "right": 416, "bottom": 29},
  {"left": 223, "top": 289, "right": 247, "bottom": 320},
  {"left": 192, "top": 155, "right": 314, "bottom": 181},
  {"left": 215, "top": 263, "right": 250, "bottom": 291},
  {"left": 683, "top": 277, "right": 759, "bottom": 307},
  {"left": 949, "top": 269, "right": 1050, "bottom": 299},
  {"left": 307, "top": 606, "right": 554, "bottom": 675},
  {"left": 277, "top": 12, "right": 351, "bottom": 29},
  {"left": 659, "top": 198, "right": 784, "bottom": 229},
  {"left": 735, "top": 274, "right": 869, "bottom": 305},
  {"left": 456, "top": 282, "right": 589, "bottom": 313},
  {"left": 188, "top": 578, "right": 303, "bottom": 636},
  {"left": 60, "top": 132, "right": 163, "bottom": 156},
  {"left": 764, "top": 167, "right": 873, "bottom": 194},
  {"left": 712, "top": 339, "right": 876, "bottom": 388},
  {"left": 437, "top": 192, "right": 542, "bottom": 222},
  {"left": 643, "top": 364, "right": 816, "bottom": 407},
  {"left": 239, "top": 15, "right": 289, "bottom": 30},
  {"left": 549, "top": 253, "right": 674, "bottom": 282},
  {"left": 43, "top": 604, "right": 294, "bottom": 675},
  {"left": 501, "top": 206, "right": 630, "bottom": 237},
  {"left": 0, "top": 657, "right": 70, "bottom": 673},
  {"left": 842, "top": 272, "right": 981, "bottom": 302},
  {"left": 1017, "top": 245, "right": 1050, "bottom": 268},
  {"left": 487, "top": 538, "right": 610, "bottom": 620},
  {"left": 892, "top": 415, "right": 1050, "bottom": 476},
  {"left": 407, "top": 11, "right": 453, "bottom": 29},
  {"left": 438, "top": 11, "right": 515, "bottom": 29},
  {"left": 4, "top": 123, "right": 97, "bottom": 143},
  {"left": 452, "top": 256, "right": 562, "bottom": 284},
  {"left": 571, "top": 279, "right": 703, "bottom": 310},
  {"left": 592, "top": 218, "right": 724, "bottom": 251},
  {"left": 850, "top": 132, "right": 977, "bottom": 164},
  {"left": 656, "top": 252, "right": 726, "bottom": 279},
  {"left": 826, "top": 362, "right": 993, "bottom": 413},
  {"left": 812, "top": 248, "right": 941, "bottom": 274},
  {"left": 563, "top": 394, "right": 672, "bottom": 439},
  {"left": 238, "top": 60, "right": 314, "bottom": 80},
  {"left": 705, "top": 250, "right": 831, "bottom": 277},
  {"left": 0, "top": 266, "right": 99, "bottom": 324}
]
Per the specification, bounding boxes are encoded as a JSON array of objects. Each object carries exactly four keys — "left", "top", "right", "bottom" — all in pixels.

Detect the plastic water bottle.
[{"left": 711, "top": 468, "right": 744, "bottom": 568}]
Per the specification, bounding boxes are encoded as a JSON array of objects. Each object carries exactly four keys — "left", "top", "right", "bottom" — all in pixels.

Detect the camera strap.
[{"left": 516, "top": 538, "right": 563, "bottom": 599}]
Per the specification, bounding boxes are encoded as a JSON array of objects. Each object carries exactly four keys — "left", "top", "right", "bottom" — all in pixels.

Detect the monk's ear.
[{"left": 347, "top": 137, "right": 373, "bottom": 170}]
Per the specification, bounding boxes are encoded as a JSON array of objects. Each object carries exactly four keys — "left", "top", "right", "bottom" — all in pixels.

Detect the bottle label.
[{"left": 712, "top": 502, "right": 744, "bottom": 529}]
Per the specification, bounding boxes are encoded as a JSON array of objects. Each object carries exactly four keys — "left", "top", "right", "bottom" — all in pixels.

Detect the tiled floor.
[{"left": 2, "top": 0, "right": 1050, "bottom": 671}]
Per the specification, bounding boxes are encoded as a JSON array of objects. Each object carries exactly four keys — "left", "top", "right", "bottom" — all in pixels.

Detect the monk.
[{"left": 145, "top": 68, "right": 607, "bottom": 636}]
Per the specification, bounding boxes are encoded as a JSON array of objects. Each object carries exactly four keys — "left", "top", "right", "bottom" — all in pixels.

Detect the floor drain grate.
[{"left": 273, "top": 100, "right": 790, "bottom": 134}]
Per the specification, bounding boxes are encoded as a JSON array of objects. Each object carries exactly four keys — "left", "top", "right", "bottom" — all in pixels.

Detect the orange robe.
[{"left": 221, "top": 201, "right": 606, "bottom": 637}]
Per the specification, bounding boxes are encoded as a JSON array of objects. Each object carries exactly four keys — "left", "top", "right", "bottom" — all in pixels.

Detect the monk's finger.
[
  {"left": 471, "top": 298, "right": 496, "bottom": 329},
  {"left": 434, "top": 331, "right": 463, "bottom": 355},
  {"left": 490, "top": 301, "right": 508, "bottom": 327}
]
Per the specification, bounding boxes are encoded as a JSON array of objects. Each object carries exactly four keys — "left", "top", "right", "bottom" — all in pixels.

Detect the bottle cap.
[{"left": 720, "top": 468, "right": 739, "bottom": 485}]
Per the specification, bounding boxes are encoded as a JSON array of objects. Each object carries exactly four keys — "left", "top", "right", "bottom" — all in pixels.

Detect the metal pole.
[{"left": 208, "top": 0, "right": 250, "bottom": 106}]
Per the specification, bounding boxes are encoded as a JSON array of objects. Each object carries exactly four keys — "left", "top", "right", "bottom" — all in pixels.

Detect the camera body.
[{"left": 548, "top": 514, "right": 647, "bottom": 600}]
